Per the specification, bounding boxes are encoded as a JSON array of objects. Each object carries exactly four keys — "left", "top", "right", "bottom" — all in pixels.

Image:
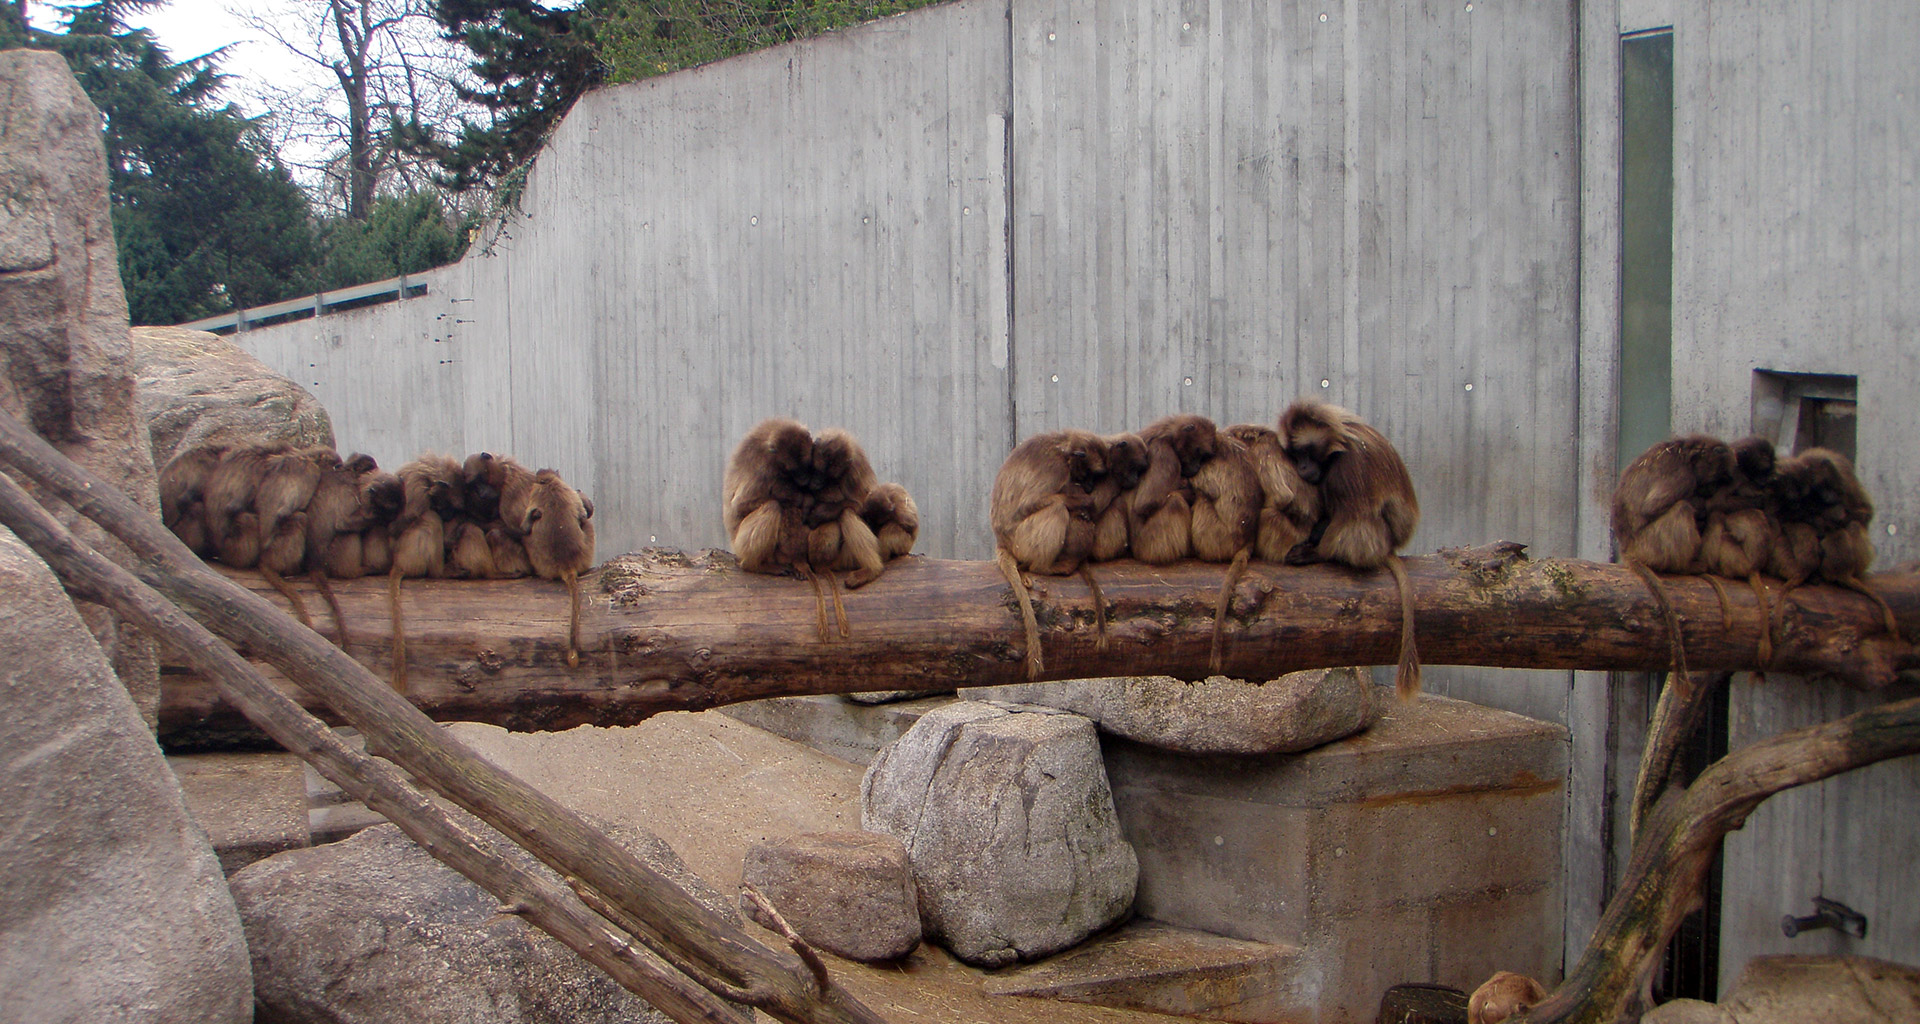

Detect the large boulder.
[
  {"left": 861, "top": 701, "right": 1138, "bottom": 967},
  {"left": 132, "top": 325, "right": 335, "bottom": 467},
  {"left": 0, "top": 50, "right": 161, "bottom": 724},
  {"left": 741, "top": 830, "right": 921, "bottom": 962},
  {"left": 974, "top": 667, "right": 1380, "bottom": 754},
  {"left": 0, "top": 527, "right": 252, "bottom": 1024},
  {"left": 231, "top": 819, "right": 739, "bottom": 1024}
]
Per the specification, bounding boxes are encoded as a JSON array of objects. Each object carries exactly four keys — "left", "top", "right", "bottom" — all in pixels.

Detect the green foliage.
[
  {"left": 412, "top": 0, "right": 612, "bottom": 193},
  {"left": 316, "top": 192, "right": 472, "bottom": 291},
  {"left": 17, "top": 0, "right": 322, "bottom": 324},
  {"left": 596, "top": 0, "right": 942, "bottom": 83}
]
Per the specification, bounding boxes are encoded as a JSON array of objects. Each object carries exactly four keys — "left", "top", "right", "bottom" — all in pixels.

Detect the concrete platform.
[
  {"left": 168, "top": 752, "right": 309, "bottom": 875},
  {"left": 729, "top": 688, "right": 1568, "bottom": 1024}
]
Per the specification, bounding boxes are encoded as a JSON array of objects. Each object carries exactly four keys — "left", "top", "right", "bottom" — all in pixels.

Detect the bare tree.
[{"left": 232, "top": 0, "right": 481, "bottom": 219}]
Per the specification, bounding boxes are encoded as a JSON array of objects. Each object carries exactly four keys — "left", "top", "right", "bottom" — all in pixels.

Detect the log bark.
[
  {"left": 158, "top": 543, "right": 1920, "bottom": 744},
  {"left": 1520, "top": 694, "right": 1920, "bottom": 1024},
  {"left": 0, "top": 469, "right": 748, "bottom": 1024},
  {"left": 0, "top": 408, "right": 891, "bottom": 1024}
]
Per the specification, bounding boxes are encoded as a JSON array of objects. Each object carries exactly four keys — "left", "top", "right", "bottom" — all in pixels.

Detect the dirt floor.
[{"left": 443, "top": 710, "right": 1188, "bottom": 1024}]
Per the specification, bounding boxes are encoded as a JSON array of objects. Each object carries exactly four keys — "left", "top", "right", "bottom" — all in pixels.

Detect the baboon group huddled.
[
  {"left": 160, "top": 443, "right": 594, "bottom": 690},
  {"left": 983, "top": 398, "right": 1421, "bottom": 693},
  {"left": 1612, "top": 433, "right": 1894, "bottom": 676},
  {"left": 723, "top": 418, "right": 920, "bottom": 641}
]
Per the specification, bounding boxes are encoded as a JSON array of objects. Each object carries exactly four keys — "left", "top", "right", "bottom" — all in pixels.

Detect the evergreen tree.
[
  {"left": 410, "top": 0, "right": 609, "bottom": 193},
  {"left": 17, "top": 0, "right": 322, "bottom": 324},
  {"left": 317, "top": 191, "right": 470, "bottom": 290}
]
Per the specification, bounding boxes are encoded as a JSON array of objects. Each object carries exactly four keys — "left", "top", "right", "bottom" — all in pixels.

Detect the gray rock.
[
  {"left": 973, "top": 668, "right": 1379, "bottom": 754},
  {"left": 844, "top": 688, "right": 954, "bottom": 705},
  {"left": 231, "top": 819, "right": 732, "bottom": 1024},
  {"left": 861, "top": 701, "right": 1138, "bottom": 967},
  {"left": 132, "top": 324, "right": 335, "bottom": 466},
  {"left": 0, "top": 528, "right": 251, "bottom": 1024},
  {"left": 1721, "top": 955, "right": 1920, "bottom": 1023},
  {"left": 741, "top": 831, "right": 921, "bottom": 962},
  {"left": 0, "top": 50, "right": 162, "bottom": 725}
]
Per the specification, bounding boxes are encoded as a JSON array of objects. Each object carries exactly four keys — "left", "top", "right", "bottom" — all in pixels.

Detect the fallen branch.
[
  {"left": 0, "top": 470, "right": 747, "bottom": 1024},
  {"left": 1520, "top": 693, "right": 1920, "bottom": 1024},
  {"left": 0, "top": 409, "right": 889, "bottom": 1024},
  {"left": 157, "top": 544, "right": 1920, "bottom": 743}
]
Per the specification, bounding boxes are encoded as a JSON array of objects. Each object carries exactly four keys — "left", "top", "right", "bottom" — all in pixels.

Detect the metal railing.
[{"left": 172, "top": 274, "right": 428, "bottom": 335}]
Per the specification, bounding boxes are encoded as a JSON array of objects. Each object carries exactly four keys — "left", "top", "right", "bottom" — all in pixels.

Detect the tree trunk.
[{"left": 157, "top": 543, "right": 1920, "bottom": 745}]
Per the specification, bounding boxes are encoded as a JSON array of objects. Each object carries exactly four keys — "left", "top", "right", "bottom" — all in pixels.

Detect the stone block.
[
  {"left": 741, "top": 830, "right": 921, "bottom": 962},
  {"left": 170, "top": 752, "right": 309, "bottom": 875}
]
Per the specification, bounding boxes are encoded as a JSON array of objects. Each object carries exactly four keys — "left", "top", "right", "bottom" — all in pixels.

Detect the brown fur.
[
  {"left": 393, "top": 453, "right": 467, "bottom": 539},
  {"left": 724, "top": 419, "right": 841, "bottom": 639},
  {"left": 159, "top": 444, "right": 227, "bottom": 555},
  {"left": 465, "top": 451, "right": 536, "bottom": 534},
  {"left": 1173, "top": 420, "right": 1261, "bottom": 674},
  {"left": 1091, "top": 432, "right": 1149, "bottom": 562},
  {"left": 990, "top": 430, "right": 1112, "bottom": 678},
  {"left": 385, "top": 497, "right": 446, "bottom": 694},
  {"left": 1125, "top": 436, "right": 1192, "bottom": 565},
  {"left": 806, "top": 429, "right": 885, "bottom": 598},
  {"left": 523, "top": 469, "right": 597, "bottom": 668},
  {"left": 1695, "top": 436, "right": 1778, "bottom": 662},
  {"left": 201, "top": 445, "right": 279, "bottom": 565},
  {"left": 303, "top": 452, "right": 383, "bottom": 647},
  {"left": 860, "top": 483, "right": 919, "bottom": 561},
  {"left": 1467, "top": 972, "right": 1548, "bottom": 1024},
  {"left": 486, "top": 527, "right": 534, "bottom": 578},
  {"left": 1771, "top": 447, "right": 1897, "bottom": 638},
  {"left": 1280, "top": 400, "right": 1423, "bottom": 699},
  {"left": 1222, "top": 424, "right": 1319, "bottom": 563},
  {"left": 445, "top": 518, "right": 499, "bottom": 579},
  {"left": 1612, "top": 434, "right": 1737, "bottom": 682}
]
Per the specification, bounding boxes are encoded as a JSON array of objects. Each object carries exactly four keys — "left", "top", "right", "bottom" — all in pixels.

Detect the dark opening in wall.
[{"left": 1752, "top": 371, "right": 1859, "bottom": 461}]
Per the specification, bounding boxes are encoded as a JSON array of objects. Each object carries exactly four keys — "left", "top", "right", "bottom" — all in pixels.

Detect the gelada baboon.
[
  {"left": 804, "top": 429, "right": 888, "bottom": 639},
  {"left": 159, "top": 444, "right": 227, "bottom": 556},
  {"left": 1221, "top": 424, "right": 1319, "bottom": 563},
  {"left": 385, "top": 456, "right": 457, "bottom": 693},
  {"left": 1090, "top": 432, "right": 1148, "bottom": 563},
  {"left": 1694, "top": 436, "right": 1779, "bottom": 662},
  {"left": 1280, "top": 399, "right": 1423, "bottom": 699},
  {"left": 521, "top": 469, "right": 596, "bottom": 668},
  {"left": 1611, "top": 434, "right": 1736, "bottom": 681},
  {"left": 724, "top": 418, "right": 835, "bottom": 640},
  {"left": 990, "top": 429, "right": 1111, "bottom": 678},
  {"left": 1769, "top": 446, "right": 1897, "bottom": 639},
  {"left": 1176, "top": 418, "right": 1263, "bottom": 674}
]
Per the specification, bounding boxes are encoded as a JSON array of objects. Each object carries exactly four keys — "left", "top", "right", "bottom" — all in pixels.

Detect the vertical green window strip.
[{"left": 1619, "top": 31, "right": 1675, "bottom": 472}]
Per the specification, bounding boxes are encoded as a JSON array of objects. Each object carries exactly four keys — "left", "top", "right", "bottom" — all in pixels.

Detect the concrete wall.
[{"left": 1654, "top": 2, "right": 1920, "bottom": 988}]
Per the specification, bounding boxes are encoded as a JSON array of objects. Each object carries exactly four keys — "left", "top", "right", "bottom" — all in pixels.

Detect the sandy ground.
[{"left": 443, "top": 710, "right": 1187, "bottom": 1024}]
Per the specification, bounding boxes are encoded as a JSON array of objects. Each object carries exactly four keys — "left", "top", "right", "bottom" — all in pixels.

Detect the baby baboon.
[
  {"left": 521, "top": 469, "right": 597, "bottom": 668},
  {"left": 1222, "top": 423, "right": 1319, "bottom": 563},
  {"left": 1126, "top": 420, "right": 1203, "bottom": 566},
  {"left": 990, "top": 429, "right": 1110, "bottom": 678},
  {"left": 1280, "top": 399, "right": 1423, "bottom": 699},
  {"left": 159, "top": 444, "right": 226, "bottom": 556},
  {"left": 464, "top": 451, "right": 535, "bottom": 531},
  {"left": 1612, "top": 434, "right": 1736, "bottom": 681},
  {"left": 860, "top": 482, "right": 919, "bottom": 561},
  {"left": 1091, "top": 432, "right": 1149, "bottom": 563}
]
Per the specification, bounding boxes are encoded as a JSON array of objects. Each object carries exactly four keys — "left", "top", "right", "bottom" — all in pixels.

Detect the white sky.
[{"left": 27, "top": 1, "right": 327, "bottom": 115}]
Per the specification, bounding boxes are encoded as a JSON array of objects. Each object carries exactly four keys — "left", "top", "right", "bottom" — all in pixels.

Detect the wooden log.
[{"left": 158, "top": 543, "right": 1920, "bottom": 745}]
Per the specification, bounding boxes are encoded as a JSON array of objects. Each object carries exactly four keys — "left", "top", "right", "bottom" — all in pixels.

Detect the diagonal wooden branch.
[
  {"left": 0, "top": 410, "right": 890, "bottom": 1024},
  {"left": 1519, "top": 693, "right": 1920, "bottom": 1024},
  {"left": 156, "top": 543, "right": 1920, "bottom": 744},
  {"left": 0, "top": 469, "right": 748, "bottom": 1024}
]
